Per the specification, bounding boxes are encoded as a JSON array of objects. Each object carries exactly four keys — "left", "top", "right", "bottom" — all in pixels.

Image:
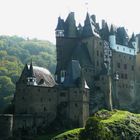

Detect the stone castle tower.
[
  {"left": 13, "top": 60, "right": 89, "bottom": 136},
  {"left": 55, "top": 12, "right": 139, "bottom": 112}
]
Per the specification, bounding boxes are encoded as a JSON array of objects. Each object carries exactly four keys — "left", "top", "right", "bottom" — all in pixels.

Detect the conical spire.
[
  {"left": 21, "top": 63, "right": 28, "bottom": 77},
  {"left": 18, "top": 63, "right": 29, "bottom": 83},
  {"left": 130, "top": 33, "right": 135, "bottom": 42},
  {"left": 110, "top": 24, "right": 115, "bottom": 35},
  {"left": 78, "top": 23, "right": 82, "bottom": 29},
  {"left": 91, "top": 14, "right": 96, "bottom": 23},
  {"left": 65, "top": 12, "right": 77, "bottom": 37},
  {"left": 29, "top": 60, "right": 35, "bottom": 77},
  {"left": 85, "top": 12, "right": 91, "bottom": 25},
  {"left": 24, "top": 63, "right": 28, "bottom": 72},
  {"left": 56, "top": 16, "right": 64, "bottom": 30},
  {"left": 82, "top": 12, "right": 95, "bottom": 37}
]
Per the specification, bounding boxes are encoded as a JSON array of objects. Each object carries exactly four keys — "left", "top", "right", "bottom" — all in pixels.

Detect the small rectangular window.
[
  {"left": 124, "top": 64, "right": 127, "bottom": 70},
  {"left": 121, "top": 73, "right": 124, "bottom": 79},
  {"left": 97, "top": 61, "right": 99, "bottom": 66},
  {"left": 117, "top": 63, "right": 120, "bottom": 68},
  {"left": 75, "top": 103, "right": 78, "bottom": 107},
  {"left": 97, "top": 50, "right": 99, "bottom": 56},
  {"left": 60, "top": 92, "right": 66, "bottom": 97},
  {"left": 132, "top": 65, "right": 134, "bottom": 71},
  {"left": 99, "top": 42, "right": 102, "bottom": 46}
]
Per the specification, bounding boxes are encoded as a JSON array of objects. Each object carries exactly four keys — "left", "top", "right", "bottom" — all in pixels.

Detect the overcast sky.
[{"left": 0, "top": 0, "right": 140, "bottom": 43}]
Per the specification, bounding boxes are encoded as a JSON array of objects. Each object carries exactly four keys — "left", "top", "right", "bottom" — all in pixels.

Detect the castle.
[
  {"left": 1, "top": 11, "right": 140, "bottom": 138},
  {"left": 55, "top": 12, "right": 140, "bottom": 111}
]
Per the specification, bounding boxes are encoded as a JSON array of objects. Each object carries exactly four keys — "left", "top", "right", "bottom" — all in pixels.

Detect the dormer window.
[{"left": 27, "top": 77, "right": 37, "bottom": 86}]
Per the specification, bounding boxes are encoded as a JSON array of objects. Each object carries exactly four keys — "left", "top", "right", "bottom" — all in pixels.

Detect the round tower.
[{"left": 109, "top": 25, "right": 116, "bottom": 49}]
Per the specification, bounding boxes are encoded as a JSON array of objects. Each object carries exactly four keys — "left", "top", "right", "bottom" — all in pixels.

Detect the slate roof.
[
  {"left": 72, "top": 43, "right": 92, "bottom": 66},
  {"left": 63, "top": 60, "right": 89, "bottom": 89},
  {"left": 32, "top": 66, "right": 56, "bottom": 87},
  {"left": 55, "top": 17, "right": 65, "bottom": 30},
  {"left": 116, "top": 27, "right": 129, "bottom": 46},
  {"left": 20, "top": 64, "right": 56, "bottom": 87},
  {"left": 82, "top": 12, "right": 100, "bottom": 37},
  {"left": 110, "top": 24, "right": 115, "bottom": 35}
]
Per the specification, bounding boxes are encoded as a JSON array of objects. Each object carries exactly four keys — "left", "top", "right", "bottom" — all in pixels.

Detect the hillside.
[
  {"left": 52, "top": 110, "right": 140, "bottom": 140},
  {"left": 0, "top": 35, "right": 56, "bottom": 113}
]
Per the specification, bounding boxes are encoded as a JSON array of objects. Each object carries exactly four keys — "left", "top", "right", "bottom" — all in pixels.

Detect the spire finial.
[
  {"left": 85, "top": 1, "right": 89, "bottom": 12},
  {"left": 29, "top": 59, "right": 35, "bottom": 77}
]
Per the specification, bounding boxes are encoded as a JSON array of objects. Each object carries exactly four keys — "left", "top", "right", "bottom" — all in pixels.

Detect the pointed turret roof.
[
  {"left": 78, "top": 23, "right": 82, "bottom": 29},
  {"left": 128, "top": 33, "right": 136, "bottom": 48},
  {"left": 110, "top": 24, "right": 115, "bottom": 35},
  {"left": 77, "top": 23, "right": 83, "bottom": 37},
  {"left": 116, "top": 27, "right": 129, "bottom": 46},
  {"left": 130, "top": 33, "right": 135, "bottom": 42},
  {"left": 85, "top": 12, "right": 91, "bottom": 25},
  {"left": 28, "top": 61, "right": 35, "bottom": 77},
  {"left": 63, "top": 60, "right": 89, "bottom": 89},
  {"left": 55, "top": 16, "right": 64, "bottom": 30},
  {"left": 63, "top": 60, "right": 81, "bottom": 87},
  {"left": 100, "top": 21, "right": 109, "bottom": 41},
  {"left": 65, "top": 12, "right": 77, "bottom": 37},
  {"left": 82, "top": 12, "right": 99, "bottom": 37},
  {"left": 18, "top": 63, "right": 29, "bottom": 82},
  {"left": 20, "top": 63, "right": 28, "bottom": 77},
  {"left": 72, "top": 42, "right": 92, "bottom": 66},
  {"left": 91, "top": 14, "right": 96, "bottom": 23}
]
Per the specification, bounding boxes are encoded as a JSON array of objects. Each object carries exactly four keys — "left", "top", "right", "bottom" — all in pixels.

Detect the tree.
[
  {"left": 0, "top": 35, "right": 56, "bottom": 112},
  {"left": 0, "top": 50, "right": 7, "bottom": 60},
  {"left": 0, "top": 76, "right": 15, "bottom": 97}
]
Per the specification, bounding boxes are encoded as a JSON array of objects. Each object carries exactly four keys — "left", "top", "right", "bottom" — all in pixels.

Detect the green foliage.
[
  {"left": 53, "top": 128, "right": 83, "bottom": 140},
  {"left": 35, "top": 130, "right": 67, "bottom": 140},
  {"left": 53, "top": 110, "right": 140, "bottom": 140},
  {"left": 79, "top": 116, "right": 112, "bottom": 140},
  {"left": 0, "top": 35, "right": 56, "bottom": 113},
  {"left": 0, "top": 76, "right": 15, "bottom": 97}
]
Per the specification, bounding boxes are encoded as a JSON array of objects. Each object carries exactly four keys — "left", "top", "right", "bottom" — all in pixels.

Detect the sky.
[{"left": 0, "top": 0, "right": 140, "bottom": 43}]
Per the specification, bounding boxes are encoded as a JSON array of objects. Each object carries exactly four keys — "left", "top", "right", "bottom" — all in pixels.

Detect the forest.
[{"left": 0, "top": 35, "right": 56, "bottom": 113}]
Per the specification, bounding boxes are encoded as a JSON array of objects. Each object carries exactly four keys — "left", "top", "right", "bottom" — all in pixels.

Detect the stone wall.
[
  {"left": 14, "top": 84, "right": 89, "bottom": 132},
  {"left": 112, "top": 51, "right": 135, "bottom": 109},
  {"left": 15, "top": 85, "right": 58, "bottom": 117},
  {"left": 68, "top": 87, "right": 89, "bottom": 127},
  {"left": 0, "top": 114, "right": 13, "bottom": 139}
]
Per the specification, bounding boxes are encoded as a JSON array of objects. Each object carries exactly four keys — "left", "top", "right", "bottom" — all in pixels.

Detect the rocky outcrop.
[{"left": 53, "top": 110, "right": 140, "bottom": 140}]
